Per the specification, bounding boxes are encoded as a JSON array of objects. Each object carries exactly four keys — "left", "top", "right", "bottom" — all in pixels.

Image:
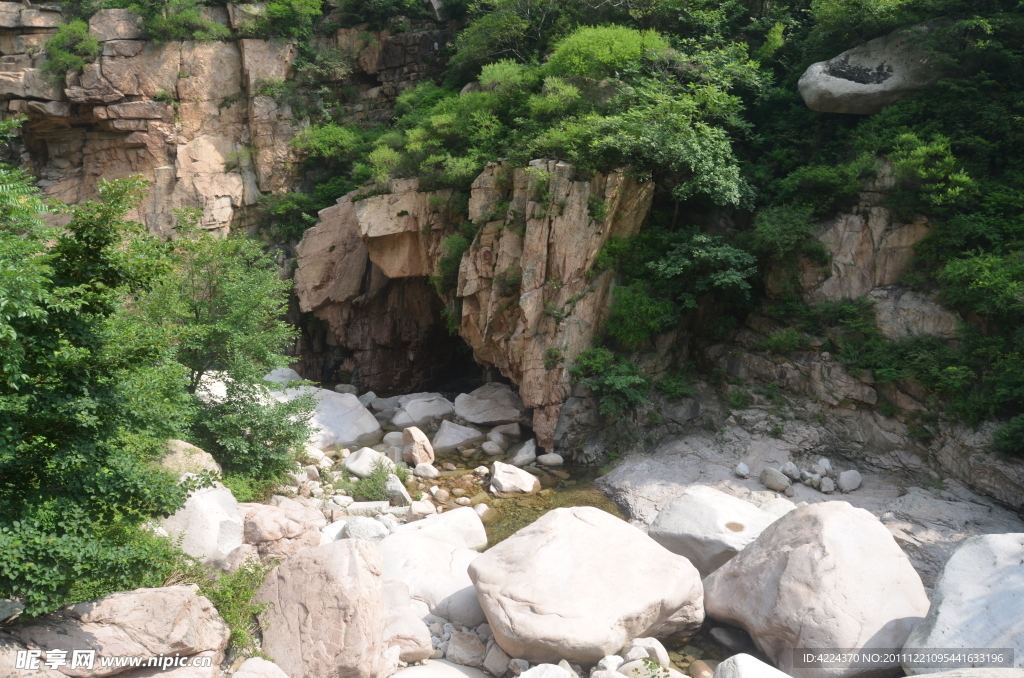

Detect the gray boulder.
[
  {"left": 798, "top": 26, "right": 945, "bottom": 115},
  {"left": 649, "top": 485, "right": 778, "bottom": 578},
  {"left": 902, "top": 533, "right": 1024, "bottom": 674}
]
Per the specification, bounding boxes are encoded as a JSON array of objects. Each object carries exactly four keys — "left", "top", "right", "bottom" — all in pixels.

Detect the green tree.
[
  {"left": 0, "top": 171, "right": 193, "bottom": 615},
  {"left": 131, "top": 211, "right": 314, "bottom": 480}
]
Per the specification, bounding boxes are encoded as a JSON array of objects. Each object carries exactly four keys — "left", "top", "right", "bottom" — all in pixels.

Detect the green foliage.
[
  {"left": 748, "top": 206, "right": 828, "bottom": 264},
  {"left": 759, "top": 327, "right": 809, "bottom": 354},
  {"left": 340, "top": 459, "right": 407, "bottom": 501},
  {"left": 605, "top": 283, "right": 679, "bottom": 350},
  {"left": 108, "top": 0, "right": 231, "bottom": 41},
  {"left": 587, "top": 193, "right": 608, "bottom": 222},
  {"left": 42, "top": 20, "right": 100, "bottom": 81},
  {"left": 166, "top": 553, "right": 274, "bottom": 657},
  {"left": 655, "top": 371, "right": 694, "bottom": 401},
  {"left": 727, "top": 388, "right": 752, "bottom": 409},
  {"left": 543, "top": 347, "right": 564, "bottom": 369},
  {"left": 570, "top": 348, "right": 649, "bottom": 419},
  {"left": 130, "top": 215, "right": 313, "bottom": 480},
  {"left": 647, "top": 231, "right": 758, "bottom": 309},
  {"left": 993, "top": 415, "right": 1024, "bottom": 458},
  {"left": 334, "top": 0, "right": 424, "bottom": 28},
  {"left": 238, "top": 0, "right": 324, "bottom": 39},
  {"left": 544, "top": 26, "right": 669, "bottom": 79},
  {"left": 0, "top": 174, "right": 193, "bottom": 615},
  {"left": 431, "top": 233, "right": 471, "bottom": 296}
]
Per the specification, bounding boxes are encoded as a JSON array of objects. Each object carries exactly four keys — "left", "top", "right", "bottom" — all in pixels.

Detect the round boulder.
[
  {"left": 703, "top": 501, "right": 929, "bottom": 678},
  {"left": 468, "top": 506, "right": 705, "bottom": 664}
]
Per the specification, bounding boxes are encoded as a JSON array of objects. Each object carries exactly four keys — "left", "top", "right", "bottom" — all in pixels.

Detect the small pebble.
[{"left": 734, "top": 462, "right": 749, "bottom": 478}]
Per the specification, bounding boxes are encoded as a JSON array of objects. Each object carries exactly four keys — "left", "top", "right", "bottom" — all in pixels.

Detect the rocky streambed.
[{"left": 2, "top": 373, "right": 1023, "bottom": 678}]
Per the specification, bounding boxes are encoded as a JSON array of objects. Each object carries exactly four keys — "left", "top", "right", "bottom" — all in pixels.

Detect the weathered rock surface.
[
  {"left": 454, "top": 383, "right": 529, "bottom": 426},
  {"left": 233, "top": 659, "right": 289, "bottom": 678},
  {"left": 489, "top": 461, "right": 541, "bottom": 495},
  {"left": 903, "top": 533, "right": 1024, "bottom": 673},
  {"left": 703, "top": 502, "right": 929, "bottom": 678},
  {"left": 383, "top": 581, "right": 433, "bottom": 663},
  {"left": 432, "top": 420, "right": 486, "bottom": 453},
  {"left": 389, "top": 660, "right": 488, "bottom": 678},
  {"left": 274, "top": 387, "right": 381, "bottom": 450},
  {"left": 393, "top": 394, "right": 455, "bottom": 427},
  {"left": 380, "top": 533, "right": 486, "bottom": 628},
  {"left": 648, "top": 486, "right": 778, "bottom": 578},
  {"left": 392, "top": 506, "right": 488, "bottom": 551},
  {"left": 238, "top": 498, "right": 327, "bottom": 558},
  {"left": 161, "top": 440, "right": 221, "bottom": 477},
  {"left": 8, "top": 587, "right": 229, "bottom": 678},
  {"left": 257, "top": 540, "right": 385, "bottom": 678},
  {"left": 345, "top": 447, "right": 396, "bottom": 478},
  {"left": 468, "top": 507, "right": 704, "bottom": 664},
  {"left": 161, "top": 482, "right": 243, "bottom": 569},
  {"left": 88, "top": 9, "right": 144, "bottom": 41},
  {"left": 798, "top": 26, "right": 945, "bottom": 114},
  {"left": 403, "top": 426, "right": 435, "bottom": 465}
]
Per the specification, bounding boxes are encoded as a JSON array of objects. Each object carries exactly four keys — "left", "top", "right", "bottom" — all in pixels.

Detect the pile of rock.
[{"left": 751, "top": 457, "right": 862, "bottom": 495}]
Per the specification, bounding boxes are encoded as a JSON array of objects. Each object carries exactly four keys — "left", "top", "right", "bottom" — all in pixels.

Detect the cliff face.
[
  {"left": 294, "top": 160, "right": 654, "bottom": 449},
  {"left": 1, "top": 4, "right": 455, "bottom": 233}
]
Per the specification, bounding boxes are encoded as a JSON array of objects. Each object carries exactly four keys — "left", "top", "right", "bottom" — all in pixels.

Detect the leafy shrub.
[
  {"left": 110, "top": 0, "right": 231, "bottom": 41},
  {"left": 165, "top": 553, "right": 274, "bottom": 656},
  {"left": 605, "top": 283, "right": 679, "bottom": 350},
  {"left": 545, "top": 26, "right": 670, "bottom": 79},
  {"left": 993, "top": 415, "right": 1024, "bottom": 458},
  {"left": 238, "top": 0, "right": 324, "bottom": 39},
  {"left": 587, "top": 193, "right": 608, "bottom": 222},
  {"left": 334, "top": 0, "right": 424, "bottom": 28},
  {"left": 647, "top": 231, "right": 758, "bottom": 309},
  {"left": 0, "top": 174, "right": 193, "bottom": 615},
  {"left": 656, "top": 372, "right": 694, "bottom": 401},
  {"left": 544, "top": 347, "right": 563, "bottom": 369},
  {"left": 748, "top": 205, "right": 828, "bottom": 264},
  {"left": 759, "top": 327, "right": 810, "bottom": 354},
  {"left": 341, "top": 459, "right": 408, "bottom": 500},
  {"left": 571, "top": 348, "right": 649, "bottom": 419},
  {"left": 42, "top": 20, "right": 99, "bottom": 81},
  {"left": 727, "top": 388, "right": 752, "bottom": 409},
  {"left": 193, "top": 382, "right": 314, "bottom": 481}
]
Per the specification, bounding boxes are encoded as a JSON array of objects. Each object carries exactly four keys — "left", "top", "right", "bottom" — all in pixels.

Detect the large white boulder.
[
  {"left": 703, "top": 501, "right": 929, "bottom": 678},
  {"left": 798, "top": 26, "right": 944, "bottom": 115},
  {"left": 392, "top": 394, "right": 455, "bottom": 427},
  {"left": 454, "top": 383, "right": 528, "bottom": 426},
  {"left": 257, "top": 540, "right": 385, "bottom": 678},
  {"left": 392, "top": 506, "right": 488, "bottom": 551},
  {"left": 274, "top": 387, "right": 381, "bottom": 450},
  {"left": 161, "top": 481, "right": 243, "bottom": 569},
  {"left": 713, "top": 654, "right": 791, "bottom": 678},
  {"left": 468, "top": 507, "right": 705, "bottom": 664},
  {"left": 902, "top": 533, "right": 1024, "bottom": 674},
  {"left": 8, "top": 587, "right": 229, "bottom": 677},
  {"left": 648, "top": 485, "right": 778, "bottom": 577},
  {"left": 490, "top": 461, "right": 540, "bottom": 495},
  {"left": 432, "top": 420, "right": 486, "bottom": 452},
  {"left": 380, "top": 533, "right": 486, "bottom": 628}
]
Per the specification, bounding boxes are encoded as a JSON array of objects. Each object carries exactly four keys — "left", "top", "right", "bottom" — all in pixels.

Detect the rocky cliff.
[
  {"left": 294, "top": 160, "right": 654, "bottom": 450},
  {"left": 1, "top": 3, "right": 454, "bottom": 233}
]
